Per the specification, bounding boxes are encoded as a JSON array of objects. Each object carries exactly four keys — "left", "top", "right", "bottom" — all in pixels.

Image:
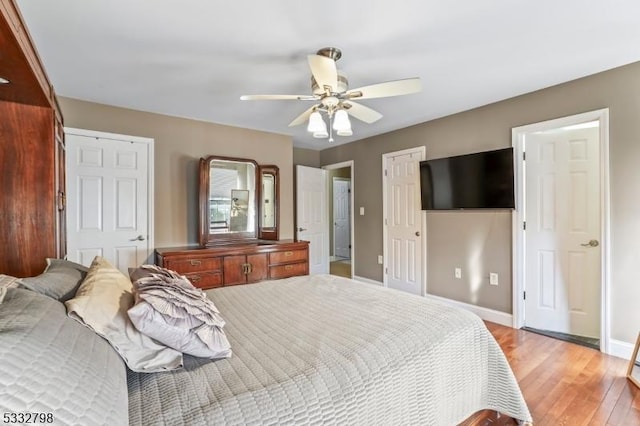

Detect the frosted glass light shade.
[
  {"left": 307, "top": 111, "right": 326, "bottom": 133},
  {"left": 337, "top": 128, "right": 353, "bottom": 136},
  {"left": 333, "top": 109, "right": 351, "bottom": 131},
  {"left": 313, "top": 129, "right": 329, "bottom": 138}
]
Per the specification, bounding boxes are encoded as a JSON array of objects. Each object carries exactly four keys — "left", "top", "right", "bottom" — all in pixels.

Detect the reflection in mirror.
[
  {"left": 200, "top": 156, "right": 258, "bottom": 246},
  {"left": 628, "top": 332, "right": 640, "bottom": 388},
  {"left": 259, "top": 165, "right": 279, "bottom": 240},
  {"left": 208, "top": 160, "right": 255, "bottom": 234},
  {"left": 262, "top": 175, "right": 275, "bottom": 228}
]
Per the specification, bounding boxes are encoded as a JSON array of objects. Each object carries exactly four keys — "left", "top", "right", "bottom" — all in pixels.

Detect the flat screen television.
[{"left": 420, "top": 147, "right": 515, "bottom": 210}]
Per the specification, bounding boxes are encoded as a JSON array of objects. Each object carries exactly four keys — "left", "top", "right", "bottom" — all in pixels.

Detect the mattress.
[{"left": 127, "top": 274, "right": 531, "bottom": 425}]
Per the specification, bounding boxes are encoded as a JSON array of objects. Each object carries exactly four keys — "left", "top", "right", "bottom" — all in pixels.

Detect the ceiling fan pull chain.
[{"left": 328, "top": 114, "right": 334, "bottom": 143}]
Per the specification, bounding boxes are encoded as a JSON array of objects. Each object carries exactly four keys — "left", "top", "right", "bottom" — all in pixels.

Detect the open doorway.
[{"left": 324, "top": 161, "right": 354, "bottom": 279}]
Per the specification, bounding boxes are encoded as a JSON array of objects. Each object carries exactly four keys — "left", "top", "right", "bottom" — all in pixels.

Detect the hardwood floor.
[{"left": 485, "top": 322, "right": 640, "bottom": 425}]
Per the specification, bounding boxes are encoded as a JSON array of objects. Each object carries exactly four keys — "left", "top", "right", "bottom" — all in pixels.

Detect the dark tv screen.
[{"left": 420, "top": 148, "right": 515, "bottom": 210}]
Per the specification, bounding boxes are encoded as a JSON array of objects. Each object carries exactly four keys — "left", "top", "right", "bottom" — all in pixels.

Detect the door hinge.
[
  {"left": 523, "top": 291, "right": 526, "bottom": 300},
  {"left": 385, "top": 267, "right": 388, "bottom": 274},
  {"left": 523, "top": 221, "right": 526, "bottom": 230},
  {"left": 384, "top": 169, "right": 388, "bottom": 177},
  {"left": 348, "top": 244, "right": 351, "bottom": 249},
  {"left": 523, "top": 152, "right": 526, "bottom": 161},
  {"left": 384, "top": 218, "right": 388, "bottom": 226},
  {"left": 57, "top": 191, "right": 65, "bottom": 211}
]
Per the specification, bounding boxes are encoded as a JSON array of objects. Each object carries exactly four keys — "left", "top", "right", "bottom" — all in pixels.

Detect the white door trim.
[
  {"left": 64, "top": 127, "right": 155, "bottom": 263},
  {"left": 511, "top": 108, "right": 611, "bottom": 353},
  {"left": 323, "top": 160, "right": 355, "bottom": 278},
  {"left": 382, "top": 147, "right": 427, "bottom": 295}
]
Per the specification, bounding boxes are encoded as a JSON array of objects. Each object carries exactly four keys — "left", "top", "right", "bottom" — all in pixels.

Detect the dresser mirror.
[
  {"left": 199, "top": 156, "right": 280, "bottom": 246},
  {"left": 258, "top": 165, "right": 279, "bottom": 240},
  {"left": 199, "top": 156, "right": 259, "bottom": 245}
]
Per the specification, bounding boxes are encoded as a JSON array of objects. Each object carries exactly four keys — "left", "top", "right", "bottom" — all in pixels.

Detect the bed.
[{"left": 1, "top": 271, "right": 531, "bottom": 425}]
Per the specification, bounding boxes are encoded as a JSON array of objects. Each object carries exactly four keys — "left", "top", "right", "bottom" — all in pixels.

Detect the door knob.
[
  {"left": 415, "top": 231, "right": 421, "bottom": 237},
  {"left": 580, "top": 239, "right": 599, "bottom": 247},
  {"left": 129, "top": 234, "right": 145, "bottom": 241},
  {"left": 298, "top": 227, "right": 307, "bottom": 232}
]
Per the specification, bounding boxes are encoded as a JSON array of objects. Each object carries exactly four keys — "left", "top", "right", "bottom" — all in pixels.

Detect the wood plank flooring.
[{"left": 485, "top": 322, "right": 640, "bottom": 425}]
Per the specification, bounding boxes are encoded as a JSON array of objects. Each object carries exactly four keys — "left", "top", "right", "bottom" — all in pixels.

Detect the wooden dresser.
[{"left": 156, "top": 240, "right": 309, "bottom": 290}]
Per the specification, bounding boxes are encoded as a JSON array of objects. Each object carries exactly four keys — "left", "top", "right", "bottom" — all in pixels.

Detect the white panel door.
[
  {"left": 66, "top": 133, "right": 151, "bottom": 274},
  {"left": 384, "top": 150, "right": 423, "bottom": 295},
  {"left": 525, "top": 126, "right": 601, "bottom": 338},
  {"left": 296, "top": 165, "right": 329, "bottom": 274},
  {"left": 333, "top": 178, "right": 351, "bottom": 259}
]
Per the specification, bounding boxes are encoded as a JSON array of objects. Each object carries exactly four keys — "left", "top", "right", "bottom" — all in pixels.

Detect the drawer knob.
[
  {"left": 284, "top": 251, "right": 293, "bottom": 256},
  {"left": 190, "top": 275, "right": 201, "bottom": 282},
  {"left": 285, "top": 265, "right": 293, "bottom": 270},
  {"left": 190, "top": 260, "right": 202, "bottom": 266}
]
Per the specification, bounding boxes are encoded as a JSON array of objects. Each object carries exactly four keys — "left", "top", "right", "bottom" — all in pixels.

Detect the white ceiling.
[{"left": 16, "top": 0, "right": 640, "bottom": 150}]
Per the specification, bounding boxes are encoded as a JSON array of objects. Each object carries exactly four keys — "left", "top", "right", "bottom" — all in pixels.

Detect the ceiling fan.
[{"left": 240, "top": 47, "right": 421, "bottom": 142}]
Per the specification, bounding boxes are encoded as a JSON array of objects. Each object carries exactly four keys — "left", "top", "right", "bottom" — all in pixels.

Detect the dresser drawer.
[
  {"left": 269, "top": 262, "right": 307, "bottom": 280},
  {"left": 270, "top": 249, "right": 307, "bottom": 264},
  {"left": 184, "top": 272, "right": 223, "bottom": 289},
  {"left": 165, "top": 257, "right": 222, "bottom": 273}
]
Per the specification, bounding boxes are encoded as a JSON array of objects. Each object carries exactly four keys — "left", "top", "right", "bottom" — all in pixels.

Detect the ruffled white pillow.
[{"left": 128, "top": 265, "right": 232, "bottom": 359}]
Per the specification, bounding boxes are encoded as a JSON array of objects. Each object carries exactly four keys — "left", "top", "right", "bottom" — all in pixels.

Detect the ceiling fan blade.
[
  {"left": 343, "top": 101, "right": 383, "bottom": 124},
  {"left": 240, "top": 94, "right": 317, "bottom": 101},
  {"left": 288, "top": 105, "right": 319, "bottom": 127},
  {"left": 308, "top": 54, "right": 338, "bottom": 93},
  {"left": 346, "top": 77, "right": 421, "bottom": 100}
]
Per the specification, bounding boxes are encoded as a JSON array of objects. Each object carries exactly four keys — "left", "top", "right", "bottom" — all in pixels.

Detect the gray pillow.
[
  {"left": 20, "top": 258, "right": 88, "bottom": 302},
  {"left": 0, "top": 287, "right": 128, "bottom": 425}
]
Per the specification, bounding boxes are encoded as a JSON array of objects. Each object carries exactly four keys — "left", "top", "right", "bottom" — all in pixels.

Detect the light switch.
[
  {"left": 489, "top": 273, "right": 499, "bottom": 286},
  {"left": 359, "top": 207, "right": 365, "bottom": 216}
]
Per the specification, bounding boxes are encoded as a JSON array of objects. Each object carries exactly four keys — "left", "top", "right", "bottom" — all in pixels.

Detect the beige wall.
[
  {"left": 320, "top": 60, "right": 640, "bottom": 343},
  {"left": 59, "top": 97, "right": 294, "bottom": 247},
  {"left": 293, "top": 147, "right": 320, "bottom": 167}
]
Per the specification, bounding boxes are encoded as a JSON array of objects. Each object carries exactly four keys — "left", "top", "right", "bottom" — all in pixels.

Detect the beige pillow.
[{"left": 65, "top": 256, "right": 183, "bottom": 373}]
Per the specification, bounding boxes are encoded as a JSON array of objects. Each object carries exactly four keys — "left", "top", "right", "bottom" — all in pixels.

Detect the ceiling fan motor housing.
[{"left": 312, "top": 71, "right": 348, "bottom": 95}]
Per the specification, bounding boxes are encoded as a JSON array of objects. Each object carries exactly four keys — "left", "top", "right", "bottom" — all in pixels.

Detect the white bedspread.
[{"left": 127, "top": 274, "right": 531, "bottom": 425}]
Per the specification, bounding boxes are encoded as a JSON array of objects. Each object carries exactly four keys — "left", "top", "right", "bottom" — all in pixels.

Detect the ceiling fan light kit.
[{"left": 240, "top": 47, "right": 422, "bottom": 142}]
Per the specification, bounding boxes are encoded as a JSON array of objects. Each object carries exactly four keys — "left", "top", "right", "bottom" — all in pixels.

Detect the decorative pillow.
[
  {"left": 0, "top": 287, "right": 128, "bottom": 425},
  {"left": 0, "top": 274, "right": 22, "bottom": 289},
  {"left": 20, "top": 258, "right": 89, "bottom": 302},
  {"left": 65, "top": 256, "right": 183, "bottom": 373},
  {"left": 0, "top": 274, "right": 22, "bottom": 304},
  {"left": 128, "top": 264, "right": 232, "bottom": 359}
]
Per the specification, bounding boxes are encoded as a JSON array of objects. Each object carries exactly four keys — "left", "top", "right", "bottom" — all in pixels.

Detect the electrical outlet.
[
  {"left": 489, "top": 273, "right": 499, "bottom": 286},
  {"left": 455, "top": 268, "right": 462, "bottom": 279},
  {"left": 377, "top": 255, "right": 383, "bottom": 265}
]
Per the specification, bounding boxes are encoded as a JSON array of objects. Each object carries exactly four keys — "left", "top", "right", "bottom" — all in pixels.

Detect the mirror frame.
[
  {"left": 199, "top": 155, "right": 260, "bottom": 246},
  {"left": 258, "top": 165, "right": 280, "bottom": 240},
  {"left": 627, "top": 331, "right": 640, "bottom": 388}
]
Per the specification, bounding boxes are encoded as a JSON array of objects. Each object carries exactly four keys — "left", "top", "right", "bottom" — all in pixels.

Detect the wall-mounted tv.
[{"left": 420, "top": 147, "right": 515, "bottom": 210}]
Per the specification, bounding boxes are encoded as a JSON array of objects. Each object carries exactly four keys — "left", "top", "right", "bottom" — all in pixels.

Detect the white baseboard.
[
  {"left": 353, "top": 275, "right": 384, "bottom": 286},
  {"left": 425, "top": 294, "right": 514, "bottom": 327},
  {"left": 608, "top": 338, "right": 635, "bottom": 361}
]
